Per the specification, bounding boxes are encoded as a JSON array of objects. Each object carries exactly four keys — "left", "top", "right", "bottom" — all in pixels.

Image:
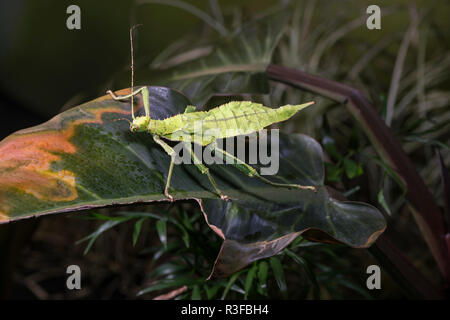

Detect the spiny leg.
[
  {"left": 107, "top": 86, "right": 150, "bottom": 119},
  {"left": 153, "top": 135, "right": 177, "bottom": 202},
  {"left": 106, "top": 87, "right": 145, "bottom": 101},
  {"left": 211, "top": 142, "right": 317, "bottom": 192},
  {"left": 185, "top": 142, "right": 230, "bottom": 201}
]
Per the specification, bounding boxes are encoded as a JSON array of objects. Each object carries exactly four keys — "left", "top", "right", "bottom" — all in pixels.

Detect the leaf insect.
[{"left": 107, "top": 26, "right": 317, "bottom": 201}]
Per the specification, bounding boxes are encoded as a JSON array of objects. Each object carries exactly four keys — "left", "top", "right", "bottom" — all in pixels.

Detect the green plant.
[
  {"left": 77, "top": 206, "right": 373, "bottom": 299},
  {"left": 1, "top": 0, "right": 448, "bottom": 300}
]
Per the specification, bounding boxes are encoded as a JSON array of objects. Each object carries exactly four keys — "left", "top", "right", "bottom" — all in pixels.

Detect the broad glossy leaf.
[
  {"left": 0, "top": 86, "right": 385, "bottom": 279},
  {"left": 200, "top": 133, "right": 386, "bottom": 278},
  {"left": 270, "top": 256, "right": 287, "bottom": 297},
  {"left": 140, "top": 10, "right": 289, "bottom": 105},
  {"left": 0, "top": 86, "right": 205, "bottom": 222}
]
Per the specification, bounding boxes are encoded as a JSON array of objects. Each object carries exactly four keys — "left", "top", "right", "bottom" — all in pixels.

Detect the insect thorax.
[{"left": 148, "top": 115, "right": 184, "bottom": 136}]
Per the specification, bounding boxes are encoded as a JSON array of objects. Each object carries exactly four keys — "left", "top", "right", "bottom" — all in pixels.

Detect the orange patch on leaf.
[
  {"left": 93, "top": 88, "right": 133, "bottom": 103},
  {"left": 71, "top": 106, "right": 131, "bottom": 130},
  {"left": 0, "top": 102, "right": 131, "bottom": 219},
  {"left": 0, "top": 132, "right": 79, "bottom": 216}
]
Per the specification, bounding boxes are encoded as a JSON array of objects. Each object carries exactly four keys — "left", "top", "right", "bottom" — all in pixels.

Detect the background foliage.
[{"left": 0, "top": 0, "right": 448, "bottom": 299}]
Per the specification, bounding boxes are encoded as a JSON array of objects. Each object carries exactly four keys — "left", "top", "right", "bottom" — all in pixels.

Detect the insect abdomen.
[{"left": 198, "top": 101, "right": 312, "bottom": 138}]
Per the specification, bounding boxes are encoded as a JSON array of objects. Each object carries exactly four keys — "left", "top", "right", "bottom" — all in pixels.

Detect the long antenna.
[{"left": 130, "top": 24, "right": 142, "bottom": 120}]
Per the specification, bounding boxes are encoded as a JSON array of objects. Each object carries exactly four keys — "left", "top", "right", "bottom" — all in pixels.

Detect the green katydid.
[{"left": 107, "top": 27, "right": 316, "bottom": 201}]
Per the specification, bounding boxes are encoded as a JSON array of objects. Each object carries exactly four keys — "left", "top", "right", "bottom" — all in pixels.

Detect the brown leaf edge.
[{"left": 195, "top": 198, "right": 385, "bottom": 280}]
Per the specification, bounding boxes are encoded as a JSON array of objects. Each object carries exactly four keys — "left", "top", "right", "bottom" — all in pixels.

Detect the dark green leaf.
[
  {"left": 77, "top": 220, "right": 124, "bottom": 255},
  {"left": 203, "top": 133, "right": 385, "bottom": 278},
  {"left": 269, "top": 256, "right": 287, "bottom": 297},
  {"left": 150, "top": 262, "right": 187, "bottom": 278},
  {"left": 325, "top": 163, "right": 343, "bottom": 182},
  {"left": 257, "top": 261, "right": 269, "bottom": 296},
  {"left": 343, "top": 158, "right": 363, "bottom": 179},
  {"left": 284, "top": 248, "right": 319, "bottom": 289},
  {"left": 244, "top": 263, "right": 257, "bottom": 299},
  {"left": 191, "top": 285, "right": 201, "bottom": 300},
  {"left": 221, "top": 270, "right": 244, "bottom": 300},
  {"left": 404, "top": 135, "right": 449, "bottom": 150},
  {"left": 204, "top": 283, "right": 222, "bottom": 300},
  {"left": 133, "top": 218, "right": 146, "bottom": 246},
  {"left": 378, "top": 189, "right": 391, "bottom": 215},
  {"left": 156, "top": 219, "right": 168, "bottom": 249}
]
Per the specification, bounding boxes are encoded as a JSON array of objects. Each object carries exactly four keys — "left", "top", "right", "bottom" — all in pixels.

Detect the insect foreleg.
[
  {"left": 107, "top": 86, "right": 150, "bottom": 119},
  {"left": 185, "top": 142, "right": 230, "bottom": 201},
  {"left": 211, "top": 143, "right": 317, "bottom": 192},
  {"left": 153, "top": 135, "right": 177, "bottom": 201},
  {"left": 106, "top": 87, "right": 145, "bottom": 101}
]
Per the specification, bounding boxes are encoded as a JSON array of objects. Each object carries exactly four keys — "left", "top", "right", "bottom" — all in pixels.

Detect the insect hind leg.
[
  {"left": 185, "top": 143, "right": 230, "bottom": 201},
  {"left": 211, "top": 143, "right": 317, "bottom": 192}
]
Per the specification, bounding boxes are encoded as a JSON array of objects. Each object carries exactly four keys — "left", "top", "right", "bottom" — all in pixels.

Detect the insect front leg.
[
  {"left": 153, "top": 135, "right": 177, "bottom": 202},
  {"left": 106, "top": 87, "right": 145, "bottom": 101},
  {"left": 210, "top": 142, "right": 317, "bottom": 192},
  {"left": 107, "top": 86, "right": 151, "bottom": 119}
]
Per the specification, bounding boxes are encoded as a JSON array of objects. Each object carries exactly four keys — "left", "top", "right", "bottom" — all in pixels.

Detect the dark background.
[{"left": 0, "top": 0, "right": 448, "bottom": 299}]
